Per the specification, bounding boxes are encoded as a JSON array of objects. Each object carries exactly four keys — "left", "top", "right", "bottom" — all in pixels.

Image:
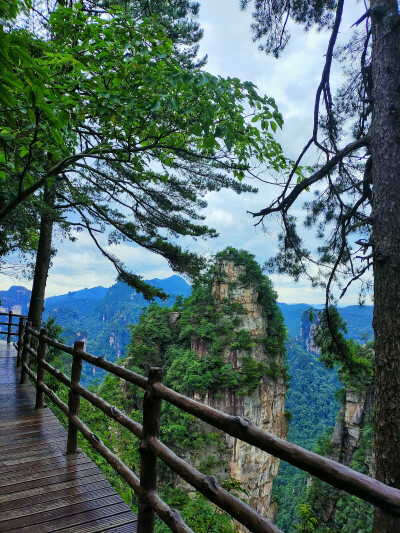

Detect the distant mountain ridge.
[
  {"left": 0, "top": 281, "right": 373, "bottom": 345},
  {"left": 277, "top": 303, "right": 374, "bottom": 343},
  {"left": 46, "top": 286, "right": 108, "bottom": 307},
  {"left": 45, "top": 286, "right": 109, "bottom": 320},
  {"left": 0, "top": 286, "right": 31, "bottom": 315}
]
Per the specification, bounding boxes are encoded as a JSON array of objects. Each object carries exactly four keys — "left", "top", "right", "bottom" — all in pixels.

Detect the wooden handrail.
[
  {"left": 20, "top": 321, "right": 31, "bottom": 384},
  {"left": 153, "top": 383, "right": 400, "bottom": 514},
  {"left": 68, "top": 413, "right": 193, "bottom": 533},
  {"left": 0, "top": 312, "right": 27, "bottom": 344},
  {"left": 138, "top": 367, "right": 164, "bottom": 532},
  {"left": 17, "top": 324, "right": 400, "bottom": 532}
]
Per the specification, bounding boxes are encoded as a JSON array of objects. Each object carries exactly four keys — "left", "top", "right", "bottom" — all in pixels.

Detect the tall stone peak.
[
  {"left": 191, "top": 250, "right": 288, "bottom": 524},
  {"left": 299, "top": 309, "right": 321, "bottom": 356},
  {"left": 123, "top": 249, "right": 288, "bottom": 526}
]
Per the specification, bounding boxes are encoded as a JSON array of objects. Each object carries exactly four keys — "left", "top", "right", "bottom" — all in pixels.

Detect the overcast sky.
[{"left": 1, "top": 0, "right": 369, "bottom": 304}]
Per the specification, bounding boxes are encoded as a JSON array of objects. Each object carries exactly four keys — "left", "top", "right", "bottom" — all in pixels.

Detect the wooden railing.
[
  {"left": 14, "top": 320, "right": 400, "bottom": 533},
  {"left": 0, "top": 311, "right": 26, "bottom": 347}
]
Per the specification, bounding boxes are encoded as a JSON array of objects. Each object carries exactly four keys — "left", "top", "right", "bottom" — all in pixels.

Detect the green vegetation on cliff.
[
  {"left": 303, "top": 413, "right": 374, "bottom": 533},
  {"left": 301, "top": 349, "right": 374, "bottom": 532},
  {"left": 128, "top": 248, "right": 287, "bottom": 396},
  {"left": 291, "top": 310, "right": 375, "bottom": 533},
  {"left": 274, "top": 339, "right": 341, "bottom": 530}
]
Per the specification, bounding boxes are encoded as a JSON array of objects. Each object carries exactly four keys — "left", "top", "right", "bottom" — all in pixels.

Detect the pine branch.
[{"left": 249, "top": 136, "right": 368, "bottom": 220}]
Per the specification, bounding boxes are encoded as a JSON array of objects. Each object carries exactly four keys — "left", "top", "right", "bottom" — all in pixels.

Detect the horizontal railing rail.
[
  {"left": 15, "top": 322, "right": 400, "bottom": 533},
  {"left": 0, "top": 312, "right": 27, "bottom": 357}
]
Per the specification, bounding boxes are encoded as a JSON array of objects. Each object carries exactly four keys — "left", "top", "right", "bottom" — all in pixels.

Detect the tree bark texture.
[
  {"left": 370, "top": 0, "right": 400, "bottom": 530},
  {"left": 28, "top": 184, "right": 55, "bottom": 331}
]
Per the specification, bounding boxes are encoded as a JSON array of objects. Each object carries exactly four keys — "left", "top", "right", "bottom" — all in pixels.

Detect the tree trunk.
[
  {"left": 28, "top": 185, "right": 55, "bottom": 331},
  {"left": 370, "top": 1, "right": 400, "bottom": 531}
]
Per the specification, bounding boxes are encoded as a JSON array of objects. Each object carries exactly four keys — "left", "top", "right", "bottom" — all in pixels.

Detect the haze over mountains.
[{"left": 0, "top": 276, "right": 373, "bottom": 353}]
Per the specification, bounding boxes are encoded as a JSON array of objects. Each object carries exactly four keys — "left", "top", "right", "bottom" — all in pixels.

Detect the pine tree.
[{"left": 240, "top": 1, "right": 400, "bottom": 530}]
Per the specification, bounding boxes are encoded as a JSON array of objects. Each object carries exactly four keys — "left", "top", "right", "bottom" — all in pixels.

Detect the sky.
[{"left": 0, "top": 0, "right": 369, "bottom": 304}]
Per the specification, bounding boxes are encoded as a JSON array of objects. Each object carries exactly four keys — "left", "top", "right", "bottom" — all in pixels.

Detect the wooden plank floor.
[{"left": 0, "top": 341, "right": 137, "bottom": 532}]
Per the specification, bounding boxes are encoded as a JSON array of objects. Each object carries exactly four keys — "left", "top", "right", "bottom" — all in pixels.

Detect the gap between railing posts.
[
  {"left": 67, "top": 340, "right": 85, "bottom": 454},
  {"left": 137, "top": 367, "right": 164, "bottom": 533},
  {"left": 7, "top": 311, "right": 12, "bottom": 344},
  {"left": 35, "top": 328, "right": 48, "bottom": 409},
  {"left": 20, "top": 321, "right": 32, "bottom": 384},
  {"left": 16, "top": 316, "right": 25, "bottom": 367}
]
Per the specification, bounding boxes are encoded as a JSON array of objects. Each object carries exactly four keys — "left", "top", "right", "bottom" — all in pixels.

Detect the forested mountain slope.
[
  {"left": 274, "top": 309, "right": 374, "bottom": 531},
  {"left": 45, "top": 286, "right": 108, "bottom": 316}
]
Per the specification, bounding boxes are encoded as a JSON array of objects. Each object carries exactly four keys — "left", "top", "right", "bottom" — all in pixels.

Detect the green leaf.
[
  {"left": 191, "top": 123, "right": 202, "bottom": 136},
  {"left": 20, "top": 147, "right": 29, "bottom": 157},
  {"left": 50, "top": 127, "right": 63, "bottom": 145},
  {"left": 38, "top": 99, "right": 62, "bottom": 128},
  {"left": 203, "top": 136, "right": 215, "bottom": 149},
  {"left": 271, "top": 121, "right": 277, "bottom": 133},
  {"left": 58, "top": 110, "right": 69, "bottom": 126},
  {"left": 0, "top": 133, "right": 14, "bottom": 142},
  {"left": 214, "top": 125, "right": 224, "bottom": 137},
  {"left": 169, "top": 97, "right": 178, "bottom": 112},
  {"left": 150, "top": 99, "right": 162, "bottom": 112},
  {"left": 33, "top": 83, "right": 44, "bottom": 104},
  {"left": 27, "top": 109, "right": 36, "bottom": 124},
  {"left": 0, "top": 170, "right": 6, "bottom": 180}
]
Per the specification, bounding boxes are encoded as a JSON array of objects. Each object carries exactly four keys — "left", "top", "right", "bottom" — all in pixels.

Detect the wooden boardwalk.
[{"left": 0, "top": 341, "right": 138, "bottom": 532}]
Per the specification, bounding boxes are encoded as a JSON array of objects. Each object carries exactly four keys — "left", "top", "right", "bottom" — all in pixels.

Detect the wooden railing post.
[
  {"left": 7, "top": 311, "right": 12, "bottom": 344},
  {"left": 16, "top": 316, "right": 25, "bottom": 367},
  {"left": 20, "top": 321, "right": 32, "bottom": 384},
  {"left": 35, "top": 328, "right": 48, "bottom": 409},
  {"left": 67, "top": 340, "right": 84, "bottom": 454},
  {"left": 137, "top": 367, "right": 164, "bottom": 533}
]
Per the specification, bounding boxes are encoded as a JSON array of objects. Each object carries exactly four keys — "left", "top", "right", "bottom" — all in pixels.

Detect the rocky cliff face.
[
  {"left": 308, "top": 382, "right": 375, "bottom": 526},
  {"left": 192, "top": 254, "right": 288, "bottom": 523},
  {"left": 299, "top": 312, "right": 321, "bottom": 356},
  {"left": 298, "top": 310, "right": 374, "bottom": 468},
  {"left": 121, "top": 249, "right": 288, "bottom": 527},
  {"left": 302, "top": 317, "right": 375, "bottom": 529},
  {"left": 330, "top": 384, "right": 374, "bottom": 466}
]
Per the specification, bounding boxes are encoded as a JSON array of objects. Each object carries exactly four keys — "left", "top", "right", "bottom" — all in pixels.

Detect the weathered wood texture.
[
  {"left": 0, "top": 341, "right": 138, "bottom": 532},
  {"left": 31, "top": 327, "right": 400, "bottom": 521},
  {"left": 152, "top": 383, "right": 400, "bottom": 515},
  {"left": 137, "top": 367, "right": 164, "bottom": 532}
]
